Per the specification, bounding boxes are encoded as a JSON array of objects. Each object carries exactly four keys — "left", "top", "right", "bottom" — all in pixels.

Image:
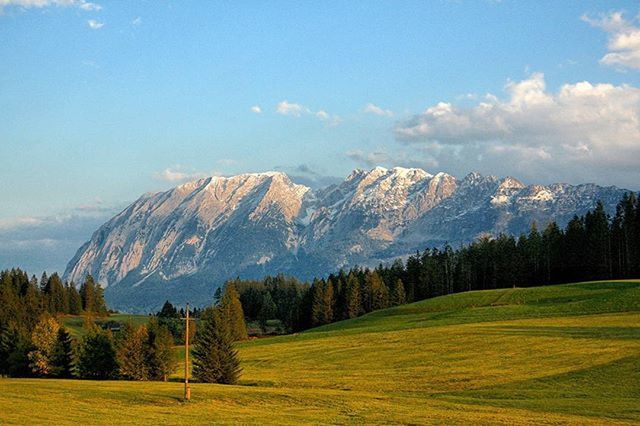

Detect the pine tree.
[
  {"left": 310, "top": 279, "right": 326, "bottom": 326},
  {"left": 257, "top": 292, "right": 277, "bottom": 332},
  {"left": 369, "top": 272, "right": 389, "bottom": 311},
  {"left": 158, "top": 300, "right": 178, "bottom": 318},
  {"left": 67, "top": 283, "right": 82, "bottom": 315},
  {"left": 219, "top": 283, "right": 248, "bottom": 341},
  {"left": 50, "top": 327, "right": 74, "bottom": 378},
  {"left": 322, "top": 280, "right": 334, "bottom": 324},
  {"left": 390, "top": 279, "right": 406, "bottom": 306},
  {"left": 344, "top": 273, "right": 360, "bottom": 319},
  {"left": 28, "top": 314, "right": 60, "bottom": 376},
  {"left": 360, "top": 271, "right": 374, "bottom": 313},
  {"left": 94, "top": 284, "right": 108, "bottom": 316},
  {"left": 117, "top": 322, "right": 149, "bottom": 380},
  {"left": 80, "top": 275, "right": 96, "bottom": 313},
  {"left": 192, "top": 307, "right": 241, "bottom": 384},
  {"left": 76, "top": 329, "right": 118, "bottom": 380},
  {"left": 145, "top": 318, "right": 176, "bottom": 381},
  {"left": 0, "top": 322, "right": 32, "bottom": 377}
]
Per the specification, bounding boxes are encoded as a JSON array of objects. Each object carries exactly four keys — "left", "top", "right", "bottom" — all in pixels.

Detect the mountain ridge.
[{"left": 63, "top": 167, "right": 630, "bottom": 312}]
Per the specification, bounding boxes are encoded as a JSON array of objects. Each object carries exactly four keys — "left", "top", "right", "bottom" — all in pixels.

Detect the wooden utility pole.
[{"left": 183, "top": 303, "right": 191, "bottom": 401}]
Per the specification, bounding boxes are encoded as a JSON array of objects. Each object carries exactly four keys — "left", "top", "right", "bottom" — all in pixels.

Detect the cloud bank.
[{"left": 392, "top": 73, "right": 640, "bottom": 187}]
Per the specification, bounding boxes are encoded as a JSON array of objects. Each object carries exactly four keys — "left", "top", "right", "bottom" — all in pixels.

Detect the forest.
[{"left": 233, "top": 193, "right": 640, "bottom": 331}]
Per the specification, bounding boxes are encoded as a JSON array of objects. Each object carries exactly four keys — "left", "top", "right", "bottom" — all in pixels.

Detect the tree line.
[
  {"left": 229, "top": 193, "right": 640, "bottom": 332},
  {"left": 0, "top": 271, "right": 108, "bottom": 331},
  {"left": 0, "top": 269, "right": 248, "bottom": 385},
  {"left": 0, "top": 270, "right": 176, "bottom": 380},
  {"left": 0, "top": 311, "right": 176, "bottom": 380}
]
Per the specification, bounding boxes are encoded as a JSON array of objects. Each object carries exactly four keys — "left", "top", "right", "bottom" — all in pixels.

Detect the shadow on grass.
[
  {"left": 481, "top": 325, "right": 640, "bottom": 340},
  {"left": 440, "top": 356, "right": 640, "bottom": 421}
]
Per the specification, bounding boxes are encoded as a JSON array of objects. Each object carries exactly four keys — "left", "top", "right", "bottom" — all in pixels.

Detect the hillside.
[
  {"left": 2, "top": 280, "right": 639, "bottom": 424},
  {"left": 62, "top": 167, "right": 629, "bottom": 311}
]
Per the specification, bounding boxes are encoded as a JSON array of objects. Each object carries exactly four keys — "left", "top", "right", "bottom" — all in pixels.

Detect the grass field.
[{"left": 2, "top": 280, "right": 639, "bottom": 425}]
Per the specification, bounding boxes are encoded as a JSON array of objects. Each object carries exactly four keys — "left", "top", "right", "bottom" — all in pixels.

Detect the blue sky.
[{"left": 1, "top": 0, "right": 640, "bottom": 273}]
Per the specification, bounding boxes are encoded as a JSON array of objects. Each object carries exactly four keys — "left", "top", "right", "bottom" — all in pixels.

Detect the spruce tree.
[
  {"left": 80, "top": 275, "right": 96, "bottom": 313},
  {"left": 51, "top": 327, "right": 74, "bottom": 378},
  {"left": 76, "top": 329, "right": 118, "bottom": 380},
  {"left": 0, "top": 322, "right": 32, "bottom": 377},
  {"left": 322, "top": 280, "right": 334, "bottom": 324},
  {"left": 258, "top": 292, "right": 277, "bottom": 332},
  {"left": 360, "top": 272, "right": 374, "bottom": 313},
  {"left": 219, "top": 283, "right": 248, "bottom": 341},
  {"left": 310, "top": 279, "right": 326, "bottom": 326},
  {"left": 94, "top": 284, "right": 108, "bottom": 316},
  {"left": 117, "top": 322, "right": 149, "bottom": 380},
  {"left": 344, "top": 273, "right": 361, "bottom": 319},
  {"left": 390, "top": 279, "right": 406, "bottom": 306},
  {"left": 67, "top": 283, "right": 82, "bottom": 315},
  {"left": 145, "top": 318, "right": 176, "bottom": 381},
  {"left": 192, "top": 307, "right": 241, "bottom": 384},
  {"left": 369, "top": 272, "right": 389, "bottom": 311}
]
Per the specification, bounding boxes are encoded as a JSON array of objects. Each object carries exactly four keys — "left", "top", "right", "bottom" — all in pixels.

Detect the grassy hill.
[{"left": 2, "top": 280, "right": 639, "bottom": 424}]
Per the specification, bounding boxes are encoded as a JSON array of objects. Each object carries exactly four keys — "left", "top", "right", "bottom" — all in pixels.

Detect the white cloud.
[
  {"left": 583, "top": 11, "right": 640, "bottom": 70},
  {"left": 363, "top": 103, "right": 394, "bottom": 117},
  {"left": 250, "top": 105, "right": 262, "bottom": 114},
  {"left": 276, "top": 100, "right": 308, "bottom": 117},
  {"left": 315, "top": 110, "right": 342, "bottom": 126},
  {"left": 276, "top": 100, "right": 341, "bottom": 126},
  {"left": 0, "top": 0, "right": 101, "bottom": 12},
  {"left": 153, "top": 166, "right": 209, "bottom": 183},
  {"left": 395, "top": 73, "right": 640, "bottom": 187},
  {"left": 87, "top": 18, "right": 103, "bottom": 29}
]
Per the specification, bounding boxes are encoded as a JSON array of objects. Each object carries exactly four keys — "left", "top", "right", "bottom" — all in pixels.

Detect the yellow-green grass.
[{"left": 2, "top": 280, "right": 639, "bottom": 425}]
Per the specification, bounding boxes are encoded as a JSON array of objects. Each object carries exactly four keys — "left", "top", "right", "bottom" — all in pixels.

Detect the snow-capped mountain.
[{"left": 64, "top": 167, "right": 629, "bottom": 312}]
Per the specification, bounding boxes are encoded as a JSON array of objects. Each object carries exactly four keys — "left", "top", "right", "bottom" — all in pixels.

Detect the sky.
[{"left": 1, "top": 0, "right": 640, "bottom": 274}]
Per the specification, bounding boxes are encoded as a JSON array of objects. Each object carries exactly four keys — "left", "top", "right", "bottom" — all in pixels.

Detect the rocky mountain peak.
[{"left": 63, "top": 167, "right": 630, "bottom": 312}]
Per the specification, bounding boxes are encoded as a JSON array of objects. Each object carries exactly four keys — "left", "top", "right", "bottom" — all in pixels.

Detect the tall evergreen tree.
[
  {"left": 370, "top": 272, "right": 389, "bottom": 311},
  {"left": 117, "top": 322, "right": 149, "bottom": 380},
  {"left": 76, "top": 329, "right": 118, "bottom": 380},
  {"left": 344, "top": 273, "right": 361, "bottom": 319},
  {"left": 145, "top": 318, "right": 176, "bottom": 381},
  {"left": 219, "top": 283, "right": 248, "bottom": 341},
  {"left": 50, "top": 327, "right": 74, "bottom": 378},
  {"left": 0, "top": 322, "right": 32, "bottom": 377},
  {"left": 67, "top": 282, "right": 82, "bottom": 315},
  {"left": 80, "top": 275, "right": 96, "bottom": 313},
  {"left": 192, "top": 307, "right": 241, "bottom": 384},
  {"left": 390, "top": 279, "right": 406, "bottom": 306},
  {"left": 257, "top": 292, "right": 277, "bottom": 332}
]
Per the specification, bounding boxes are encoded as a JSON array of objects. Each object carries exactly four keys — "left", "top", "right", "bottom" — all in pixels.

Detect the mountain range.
[{"left": 63, "top": 167, "right": 629, "bottom": 312}]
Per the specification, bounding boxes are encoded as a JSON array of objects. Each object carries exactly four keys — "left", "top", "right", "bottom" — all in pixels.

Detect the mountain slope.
[{"left": 64, "top": 167, "right": 630, "bottom": 311}]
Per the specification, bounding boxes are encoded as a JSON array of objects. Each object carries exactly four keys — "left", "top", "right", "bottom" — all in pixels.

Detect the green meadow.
[{"left": 2, "top": 280, "right": 639, "bottom": 425}]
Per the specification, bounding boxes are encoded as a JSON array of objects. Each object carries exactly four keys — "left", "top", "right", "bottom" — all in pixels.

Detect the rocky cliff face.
[{"left": 64, "top": 167, "right": 628, "bottom": 312}]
